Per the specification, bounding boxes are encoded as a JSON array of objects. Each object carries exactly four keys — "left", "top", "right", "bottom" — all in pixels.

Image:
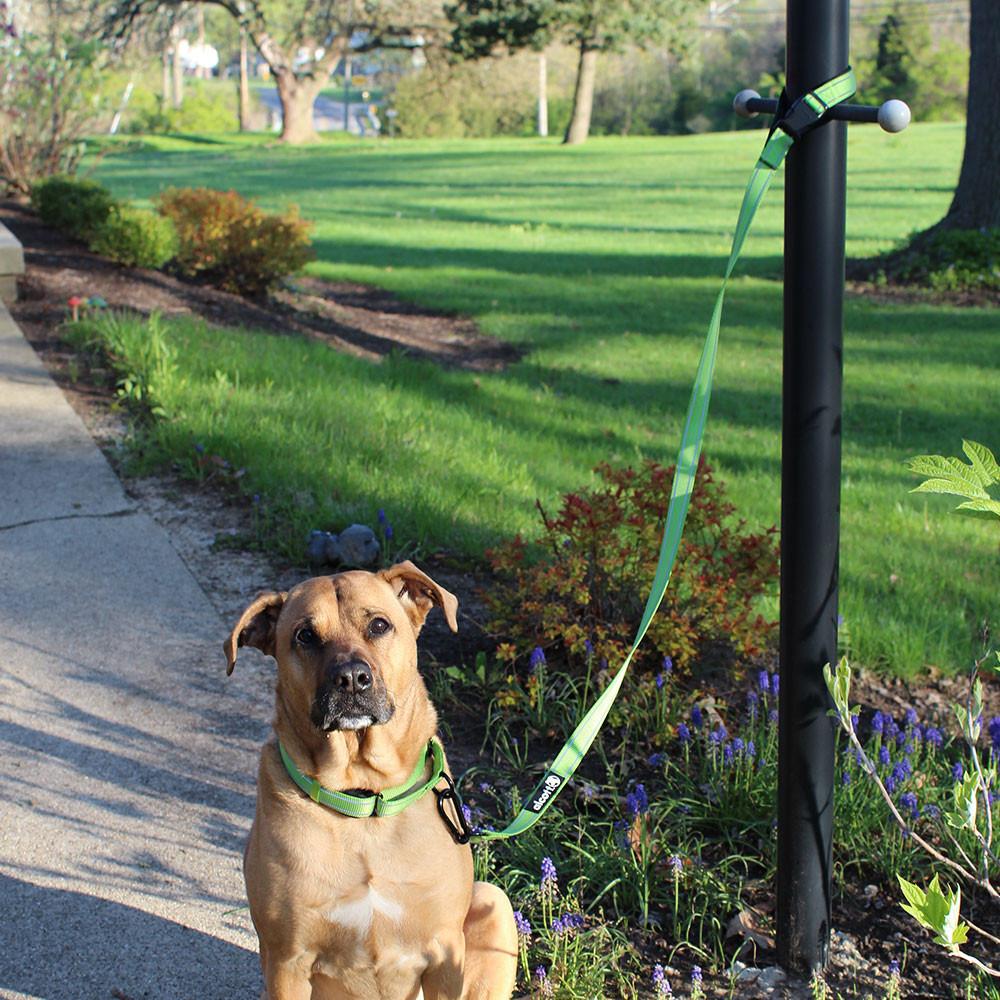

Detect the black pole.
[{"left": 776, "top": 0, "right": 848, "bottom": 976}]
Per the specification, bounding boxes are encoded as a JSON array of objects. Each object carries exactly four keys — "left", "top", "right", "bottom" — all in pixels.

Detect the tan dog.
[{"left": 225, "top": 562, "right": 518, "bottom": 1000}]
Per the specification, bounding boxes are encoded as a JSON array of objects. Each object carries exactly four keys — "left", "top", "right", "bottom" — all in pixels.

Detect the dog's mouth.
[{"left": 310, "top": 689, "right": 395, "bottom": 733}]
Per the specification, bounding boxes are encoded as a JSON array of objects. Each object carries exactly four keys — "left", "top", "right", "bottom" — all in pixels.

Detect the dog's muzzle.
[{"left": 310, "top": 658, "right": 394, "bottom": 732}]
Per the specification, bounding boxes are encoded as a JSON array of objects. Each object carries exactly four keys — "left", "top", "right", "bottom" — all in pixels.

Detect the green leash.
[
  {"left": 278, "top": 68, "right": 857, "bottom": 843},
  {"left": 469, "top": 67, "right": 857, "bottom": 845}
]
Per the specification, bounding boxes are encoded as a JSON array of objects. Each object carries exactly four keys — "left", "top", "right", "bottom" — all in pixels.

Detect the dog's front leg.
[
  {"left": 262, "top": 959, "right": 314, "bottom": 1000},
  {"left": 419, "top": 932, "right": 465, "bottom": 1000}
]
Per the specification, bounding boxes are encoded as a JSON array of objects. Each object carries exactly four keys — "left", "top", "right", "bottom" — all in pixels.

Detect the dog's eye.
[
  {"left": 294, "top": 626, "right": 318, "bottom": 647},
  {"left": 368, "top": 617, "right": 393, "bottom": 638}
]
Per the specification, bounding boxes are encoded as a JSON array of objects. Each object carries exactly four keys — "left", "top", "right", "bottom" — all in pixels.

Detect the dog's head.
[{"left": 224, "top": 561, "right": 458, "bottom": 734}]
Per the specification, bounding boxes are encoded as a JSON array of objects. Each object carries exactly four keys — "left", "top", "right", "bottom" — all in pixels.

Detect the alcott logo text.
[{"left": 529, "top": 773, "right": 563, "bottom": 813}]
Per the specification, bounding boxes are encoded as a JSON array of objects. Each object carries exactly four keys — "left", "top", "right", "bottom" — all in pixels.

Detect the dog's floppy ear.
[
  {"left": 224, "top": 591, "right": 286, "bottom": 675},
  {"left": 379, "top": 561, "right": 458, "bottom": 636}
]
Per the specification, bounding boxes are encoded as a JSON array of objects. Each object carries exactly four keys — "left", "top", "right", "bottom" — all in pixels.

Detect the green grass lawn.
[{"left": 91, "top": 125, "right": 997, "bottom": 676}]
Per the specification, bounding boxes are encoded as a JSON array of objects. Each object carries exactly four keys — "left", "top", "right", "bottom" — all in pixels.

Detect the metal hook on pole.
[{"left": 732, "top": 88, "right": 912, "bottom": 133}]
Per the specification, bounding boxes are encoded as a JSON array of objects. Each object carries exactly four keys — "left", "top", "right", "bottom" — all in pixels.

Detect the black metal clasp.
[{"left": 434, "top": 772, "right": 473, "bottom": 845}]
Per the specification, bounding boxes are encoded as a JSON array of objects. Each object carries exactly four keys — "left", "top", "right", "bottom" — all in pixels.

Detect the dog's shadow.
[{"left": 0, "top": 873, "right": 260, "bottom": 999}]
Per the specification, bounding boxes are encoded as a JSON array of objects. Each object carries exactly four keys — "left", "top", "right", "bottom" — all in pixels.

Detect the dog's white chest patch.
[{"left": 325, "top": 886, "right": 404, "bottom": 935}]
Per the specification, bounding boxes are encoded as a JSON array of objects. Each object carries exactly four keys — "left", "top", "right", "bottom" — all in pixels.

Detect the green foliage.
[
  {"left": 0, "top": 18, "right": 107, "bottom": 195},
  {"left": 898, "top": 874, "right": 969, "bottom": 949},
  {"left": 485, "top": 459, "right": 778, "bottom": 675},
  {"left": 856, "top": 5, "right": 967, "bottom": 121},
  {"left": 65, "top": 311, "right": 178, "bottom": 422},
  {"left": 880, "top": 228, "right": 1000, "bottom": 294},
  {"left": 125, "top": 81, "right": 238, "bottom": 135},
  {"left": 908, "top": 441, "right": 1000, "bottom": 519},
  {"left": 90, "top": 205, "right": 180, "bottom": 269},
  {"left": 30, "top": 175, "right": 118, "bottom": 243},
  {"left": 155, "top": 186, "right": 314, "bottom": 296},
  {"left": 389, "top": 57, "right": 537, "bottom": 138}
]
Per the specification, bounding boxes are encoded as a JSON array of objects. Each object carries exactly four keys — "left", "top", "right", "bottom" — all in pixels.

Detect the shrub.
[
  {"left": 124, "top": 81, "right": 239, "bottom": 135},
  {"left": 90, "top": 206, "right": 179, "bottom": 269},
  {"left": 30, "top": 175, "right": 117, "bottom": 243},
  {"left": 0, "top": 19, "right": 105, "bottom": 195},
  {"left": 891, "top": 227, "right": 1000, "bottom": 293},
  {"left": 485, "top": 458, "right": 779, "bottom": 675},
  {"left": 155, "top": 187, "right": 314, "bottom": 296}
]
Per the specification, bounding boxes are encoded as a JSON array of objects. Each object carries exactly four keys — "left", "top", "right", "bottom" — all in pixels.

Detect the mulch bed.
[{"left": 3, "top": 198, "right": 997, "bottom": 999}]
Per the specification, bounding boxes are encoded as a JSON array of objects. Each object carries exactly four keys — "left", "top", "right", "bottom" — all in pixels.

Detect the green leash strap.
[
  {"left": 470, "top": 67, "right": 857, "bottom": 845},
  {"left": 279, "top": 738, "right": 447, "bottom": 818}
]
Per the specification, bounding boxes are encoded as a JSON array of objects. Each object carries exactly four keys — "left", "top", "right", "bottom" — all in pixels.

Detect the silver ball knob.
[
  {"left": 733, "top": 89, "right": 761, "bottom": 119},
  {"left": 877, "top": 99, "right": 911, "bottom": 133}
]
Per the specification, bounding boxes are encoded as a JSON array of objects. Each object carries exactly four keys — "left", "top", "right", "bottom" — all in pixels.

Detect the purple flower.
[
  {"left": 529, "top": 647, "right": 546, "bottom": 672},
  {"left": 540, "top": 856, "right": 557, "bottom": 890},
  {"left": 553, "top": 912, "right": 584, "bottom": 936},
  {"left": 691, "top": 965, "right": 703, "bottom": 984},
  {"left": 194, "top": 442, "right": 205, "bottom": 454},
  {"left": 989, "top": 716, "right": 1000, "bottom": 752},
  {"left": 514, "top": 910, "right": 532, "bottom": 938},
  {"left": 584, "top": 638, "right": 594, "bottom": 657},
  {"left": 924, "top": 727, "right": 943, "bottom": 747},
  {"left": 889, "top": 959, "right": 901, "bottom": 978},
  {"left": 768, "top": 709, "right": 779, "bottom": 726},
  {"left": 677, "top": 723, "right": 691, "bottom": 745},
  {"left": 732, "top": 737, "right": 745, "bottom": 755},
  {"left": 891, "top": 758, "right": 912, "bottom": 785},
  {"left": 953, "top": 761, "right": 964, "bottom": 782},
  {"left": 905, "top": 708, "right": 918, "bottom": 728},
  {"left": 871, "top": 711, "right": 885, "bottom": 734},
  {"left": 669, "top": 854, "right": 683, "bottom": 876},
  {"left": 384, "top": 523, "right": 394, "bottom": 540},
  {"left": 879, "top": 745, "right": 891, "bottom": 766},
  {"left": 662, "top": 655, "right": 673, "bottom": 674},
  {"left": 758, "top": 670, "right": 770, "bottom": 693},
  {"left": 771, "top": 674, "right": 780, "bottom": 696},
  {"left": 648, "top": 752, "right": 665, "bottom": 767},
  {"left": 691, "top": 705, "right": 703, "bottom": 728},
  {"left": 841, "top": 770, "right": 851, "bottom": 786},
  {"left": 723, "top": 743, "right": 734, "bottom": 765},
  {"left": 377, "top": 508, "right": 387, "bottom": 525},
  {"left": 899, "top": 791, "right": 919, "bottom": 820},
  {"left": 655, "top": 672, "right": 666, "bottom": 690},
  {"left": 885, "top": 718, "right": 900, "bottom": 741},
  {"left": 709, "top": 726, "right": 727, "bottom": 747},
  {"left": 746, "top": 690, "right": 759, "bottom": 717},
  {"left": 653, "top": 964, "right": 673, "bottom": 996},
  {"left": 626, "top": 783, "right": 649, "bottom": 816}
]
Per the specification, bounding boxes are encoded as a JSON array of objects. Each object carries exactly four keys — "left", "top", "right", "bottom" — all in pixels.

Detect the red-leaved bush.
[
  {"left": 485, "top": 459, "right": 779, "bottom": 674},
  {"left": 155, "top": 187, "right": 313, "bottom": 296}
]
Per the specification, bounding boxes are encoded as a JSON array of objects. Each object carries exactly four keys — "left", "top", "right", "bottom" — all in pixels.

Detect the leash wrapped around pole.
[{"left": 470, "top": 68, "right": 858, "bottom": 845}]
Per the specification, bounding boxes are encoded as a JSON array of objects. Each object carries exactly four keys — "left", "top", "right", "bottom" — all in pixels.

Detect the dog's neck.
[{"left": 276, "top": 677, "right": 438, "bottom": 793}]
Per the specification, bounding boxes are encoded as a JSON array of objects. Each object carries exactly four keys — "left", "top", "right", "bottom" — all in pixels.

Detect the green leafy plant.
[
  {"left": 0, "top": 17, "right": 106, "bottom": 195},
  {"left": 485, "top": 458, "right": 779, "bottom": 676},
  {"left": 90, "top": 205, "right": 180, "bottom": 270},
  {"left": 30, "top": 175, "right": 117, "bottom": 243},
  {"left": 908, "top": 440, "right": 1000, "bottom": 519},
  {"left": 155, "top": 186, "right": 314, "bottom": 296}
]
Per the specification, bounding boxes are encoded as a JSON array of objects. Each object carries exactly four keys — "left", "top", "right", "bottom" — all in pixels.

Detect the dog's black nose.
[{"left": 331, "top": 660, "right": 373, "bottom": 693}]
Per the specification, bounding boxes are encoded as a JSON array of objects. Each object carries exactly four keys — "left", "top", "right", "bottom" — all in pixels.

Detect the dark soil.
[{"left": 4, "top": 202, "right": 998, "bottom": 999}]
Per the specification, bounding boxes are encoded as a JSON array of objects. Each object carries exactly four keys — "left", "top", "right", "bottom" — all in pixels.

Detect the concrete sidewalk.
[{"left": 0, "top": 303, "right": 267, "bottom": 998}]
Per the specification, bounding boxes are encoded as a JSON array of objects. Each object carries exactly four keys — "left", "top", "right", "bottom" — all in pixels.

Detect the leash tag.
[{"left": 526, "top": 772, "right": 564, "bottom": 814}]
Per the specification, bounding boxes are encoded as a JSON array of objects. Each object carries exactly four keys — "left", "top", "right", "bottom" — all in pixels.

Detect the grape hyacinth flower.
[
  {"left": 871, "top": 710, "right": 885, "bottom": 734},
  {"left": 533, "top": 965, "right": 554, "bottom": 999},
  {"left": 899, "top": 791, "right": 919, "bottom": 821},
  {"left": 652, "top": 964, "right": 673, "bottom": 997},
  {"left": 905, "top": 708, "right": 918, "bottom": 728},
  {"left": 677, "top": 723, "right": 691, "bottom": 745},
  {"left": 669, "top": 854, "right": 683, "bottom": 878},
  {"left": 953, "top": 761, "right": 964, "bottom": 782},
  {"left": 690, "top": 965, "right": 705, "bottom": 999},
  {"left": 924, "top": 726, "right": 943, "bottom": 747},
  {"left": 758, "top": 670, "right": 770, "bottom": 694},
  {"left": 691, "top": 705, "right": 704, "bottom": 728},
  {"left": 529, "top": 647, "right": 546, "bottom": 672},
  {"left": 648, "top": 752, "right": 665, "bottom": 767},
  {"left": 989, "top": 716, "right": 1000, "bottom": 753},
  {"left": 540, "top": 856, "right": 558, "bottom": 894},
  {"left": 514, "top": 910, "right": 532, "bottom": 943},
  {"left": 626, "top": 783, "right": 649, "bottom": 817}
]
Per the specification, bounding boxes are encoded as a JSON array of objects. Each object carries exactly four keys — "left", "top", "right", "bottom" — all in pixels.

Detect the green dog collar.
[{"left": 279, "top": 738, "right": 446, "bottom": 819}]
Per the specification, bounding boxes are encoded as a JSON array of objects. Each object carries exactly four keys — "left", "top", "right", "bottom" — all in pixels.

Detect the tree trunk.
[
  {"left": 171, "top": 23, "right": 184, "bottom": 109},
  {"left": 563, "top": 43, "right": 598, "bottom": 146},
  {"left": 238, "top": 29, "right": 251, "bottom": 131},
  {"left": 276, "top": 72, "right": 320, "bottom": 143},
  {"left": 537, "top": 51, "right": 548, "bottom": 137},
  {"left": 937, "top": 0, "right": 999, "bottom": 230}
]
